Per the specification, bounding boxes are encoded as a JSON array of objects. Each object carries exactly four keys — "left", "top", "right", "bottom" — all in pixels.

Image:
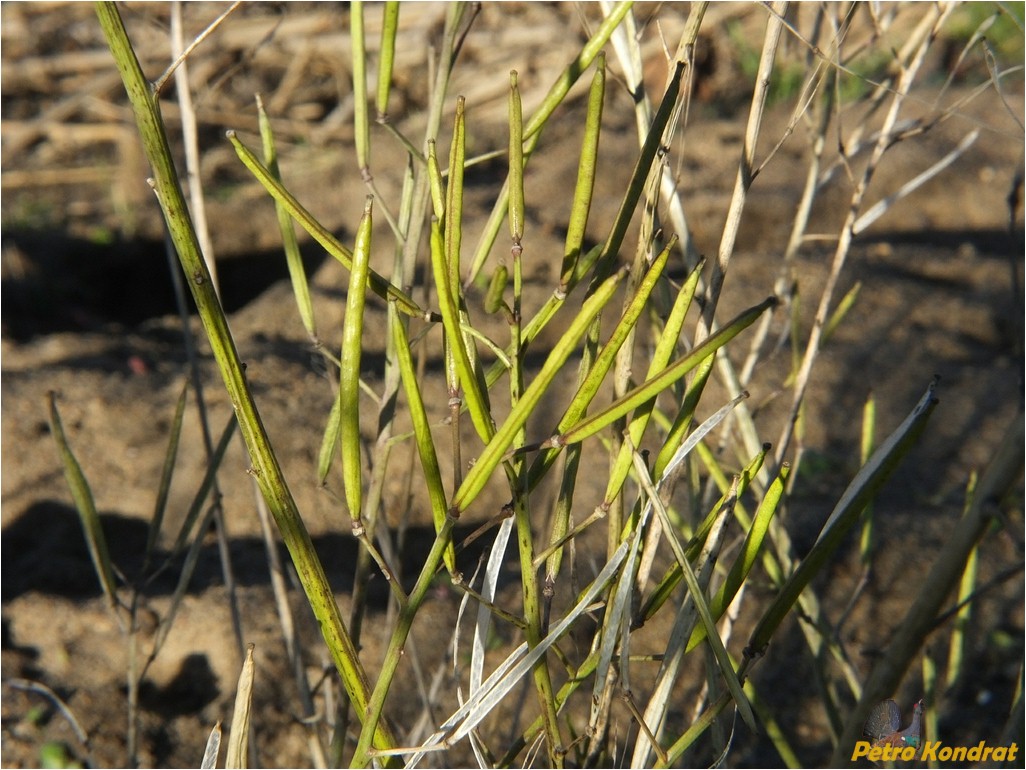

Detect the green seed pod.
[
  {"left": 508, "top": 70, "right": 524, "bottom": 246},
  {"left": 485, "top": 263, "right": 509, "bottom": 314},
  {"left": 340, "top": 196, "right": 374, "bottom": 523},
  {"left": 426, "top": 141, "right": 445, "bottom": 222}
]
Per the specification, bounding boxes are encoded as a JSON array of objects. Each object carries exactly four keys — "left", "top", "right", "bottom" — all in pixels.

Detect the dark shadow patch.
[
  {"left": 1, "top": 618, "right": 42, "bottom": 681},
  {"left": 857, "top": 227, "right": 1022, "bottom": 258},
  {"left": 137, "top": 653, "right": 220, "bottom": 718},
  {"left": 1, "top": 501, "right": 148, "bottom": 600},
  {"left": 1, "top": 228, "right": 329, "bottom": 342},
  {"left": 1, "top": 500, "right": 501, "bottom": 608}
]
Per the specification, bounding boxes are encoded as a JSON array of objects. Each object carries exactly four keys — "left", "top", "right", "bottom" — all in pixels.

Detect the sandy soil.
[{"left": 2, "top": 3, "right": 1023, "bottom": 768}]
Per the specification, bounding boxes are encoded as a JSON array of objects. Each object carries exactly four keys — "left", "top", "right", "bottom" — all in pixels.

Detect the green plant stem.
[
  {"left": 506, "top": 66, "right": 561, "bottom": 765},
  {"left": 511, "top": 474, "right": 562, "bottom": 766},
  {"left": 94, "top": 2, "right": 396, "bottom": 758},
  {"left": 351, "top": 516, "right": 458, "bottom": 767}
]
